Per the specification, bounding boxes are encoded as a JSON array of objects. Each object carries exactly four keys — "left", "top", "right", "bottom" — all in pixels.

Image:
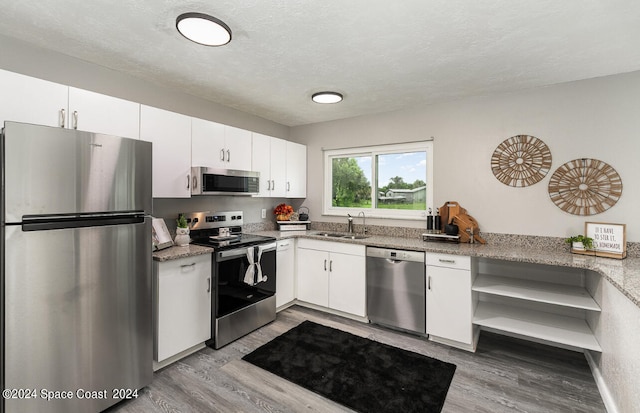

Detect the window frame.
[{"left": 323, "top": 141, "right": 434, "bottom": 220}]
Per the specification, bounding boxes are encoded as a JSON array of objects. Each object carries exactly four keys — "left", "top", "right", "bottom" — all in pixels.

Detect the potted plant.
[
  {"left": 174, "top": 214, "right": 190, "bottom": 246},
  {"left": 565, "top": 234, "right": 594, "bottom": 251}
]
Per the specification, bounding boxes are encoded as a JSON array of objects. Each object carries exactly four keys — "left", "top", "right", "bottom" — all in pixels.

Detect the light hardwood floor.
[{"left": 107, "top": 305, "right": 606, "bottom": 413}]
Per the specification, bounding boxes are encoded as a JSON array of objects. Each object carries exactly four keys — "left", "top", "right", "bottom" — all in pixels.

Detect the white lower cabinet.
[
  {"left": 296, "top": 247, "right": 329, "bottom": 306},
  {"left": 276, "top": 239, "right": 296, "bottom": 308},
  {"left": 426, "top": 253, "right": 478, "bottom": 351},
  {"left": 154, "top": 254, "right": 212, "bottom": 364},
  {"left": 296, "top": 239, "right": 366, "bottom": 317}
]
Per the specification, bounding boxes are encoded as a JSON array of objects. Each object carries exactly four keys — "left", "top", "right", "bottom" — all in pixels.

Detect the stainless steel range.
[{"left": 184, "top": 211, "right": 277, "bottom": 349}]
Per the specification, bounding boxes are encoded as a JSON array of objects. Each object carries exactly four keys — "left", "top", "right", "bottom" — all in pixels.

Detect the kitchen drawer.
[{"left": 425, "top": 252, "right": 470, "bottom": 270}]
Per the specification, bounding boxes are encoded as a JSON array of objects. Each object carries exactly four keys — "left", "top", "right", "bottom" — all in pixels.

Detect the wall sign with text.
[{"left": 585, "top": 222, "right": 627, "bottom": 259}]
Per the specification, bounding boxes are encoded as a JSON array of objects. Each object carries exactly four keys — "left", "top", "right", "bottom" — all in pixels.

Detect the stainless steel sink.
[
  {"left": 342, "top": 235, "right": 369, "bottom": 240},
  {"left": 314, "top": 232, "right": 345, "bottom": 237},
  {"left": 313, "top": 232, "right": 368, "bottom": 239}
]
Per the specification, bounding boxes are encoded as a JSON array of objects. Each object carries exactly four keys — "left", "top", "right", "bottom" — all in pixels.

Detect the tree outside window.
[{"left": 325, "top": 142, "right": 433, "bottom": 219}]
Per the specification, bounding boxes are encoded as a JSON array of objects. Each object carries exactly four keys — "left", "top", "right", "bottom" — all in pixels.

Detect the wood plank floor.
[{"left": 107, "top": 305, "right": 606, "bottom": 413}]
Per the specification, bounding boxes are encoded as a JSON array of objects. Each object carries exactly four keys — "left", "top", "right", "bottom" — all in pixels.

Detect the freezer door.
[
  {"left": 2, "top": 219, "right": 152, "bottom": 413},
  {"left": 2, "top": 122, "right": 152, "bottom": 222}
]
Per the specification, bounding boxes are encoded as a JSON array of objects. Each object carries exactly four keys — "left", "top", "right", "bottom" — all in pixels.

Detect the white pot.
[
  {"left": 572, "top": 241, "right": 584, "bottom": 250},
  {"left": 175, "top": 227, "right": 190, "bottom": 246}
]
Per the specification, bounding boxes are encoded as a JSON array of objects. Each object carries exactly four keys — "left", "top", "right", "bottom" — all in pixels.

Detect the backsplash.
[{"left": 249, "top": 220, "right": 640, "bottom": 258}]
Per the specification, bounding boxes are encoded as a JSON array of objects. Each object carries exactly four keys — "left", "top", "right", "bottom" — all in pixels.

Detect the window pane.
[
  {"left": 376, "top": 152, "right": 427, "bottom": 210},
  {"left": 331, "top": 156, "right": 372, "bottom": 207}
]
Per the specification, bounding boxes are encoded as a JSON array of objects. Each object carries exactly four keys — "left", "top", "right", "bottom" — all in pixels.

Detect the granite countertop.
[
  {"left": 152, "top": 244, "right": 214, "bottom": 262},
  {"left": 257, "top": 230, "right": 640, "bottom": 309}
]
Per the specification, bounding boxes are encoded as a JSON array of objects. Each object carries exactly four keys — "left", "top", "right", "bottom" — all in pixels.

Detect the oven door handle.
[{"left": 216, "top": 242, "right": 277, "bottom": 261}]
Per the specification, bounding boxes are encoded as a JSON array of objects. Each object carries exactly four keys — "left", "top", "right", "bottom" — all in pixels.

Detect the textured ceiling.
[{"left": 1, "top": 1, "right": 639, "bottom": 126}]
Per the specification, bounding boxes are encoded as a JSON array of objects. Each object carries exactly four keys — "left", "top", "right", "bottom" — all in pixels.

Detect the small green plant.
[
  {"left": 565, "top": 235, "right": 594, "bottom": 249},
  {"left": 176, "top": 214, "right": 188, "bottom": 229}
]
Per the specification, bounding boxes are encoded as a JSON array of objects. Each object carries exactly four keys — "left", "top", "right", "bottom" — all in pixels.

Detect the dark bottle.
[
  {"left": 434, "top": 208, "right": 441, "bottom": 233},
  {"left": 426, "top": 208, "right": 434, "bottom": 231}
]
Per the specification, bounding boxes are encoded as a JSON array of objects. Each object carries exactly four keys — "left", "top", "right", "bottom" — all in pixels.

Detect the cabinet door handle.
[
  {"left": 428, "top": 275, "right": 431, "bottom": 290},
  {"left": 186, "top": 174, "right": 190, "bottom": 189},
  {"left": 180, "top": 262, "right": 196, "bottom": 269},
  {"left": 287, "top": 181, "right": 290, "bottom": 192},
  {"left": 271, "top": 180, "right": 275, "bottom": 190},
  {"left": 207, "top": 277, "right": 211, "bottom": 293},
  {"left": 60, "top": 108, "right": 66, "bottom": 128},
  {"left": 226, "top": 149, "right": 230, "bottom": 162},
  {"left": 438, "top": 259, "right": 456, "bottom": 264},
  {"left": 220, "top": 149, "right": 225, "bottom": 161},
  {"left": 329, "top": 260, "right": 333, "bottom": 272},
  {"left": 73, "top": 111, "right": 78, "bottom": 129},
  {"left": 267, "top": 179, "right": 271, "bottom": 190},
  {"left": 324, "top": 259, "right": 327, "bottom": 271}
]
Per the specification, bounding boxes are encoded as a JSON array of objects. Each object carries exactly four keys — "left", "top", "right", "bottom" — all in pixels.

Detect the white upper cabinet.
[
  {"left": 0, "top": 69, "right": 67, "bottom": 127},
  {"left": 192, "top": 118, "right": 251, "bottom": 171},
  {"left": 252, "top": 133, "right": 286, "bottom": 197},
  {"left": 252, "top": 133, "right": 304, "bottom": 198},
  {"left": 270, "top": 137, "right": 288, "bottom": 197},
  {"left": 224, "top": 125, "right": 252, "bottom": 170},
  {"left": 0, "top": 70, "right": 140, "bottom": 138},
  {"left": 140, "top": 105, "right": 192, "bottom": 198},
  {"left": 251, "top": 132, "right": 271, "bottom": 197},
  {"left": 192, "top": 117, "right": 225, "bottom": 167},
  {"left": 286, "top": 141, "right": 307, "bottom": 198},
  {"left": 68, "top": 87, "right": 140, "bottom": 139}
]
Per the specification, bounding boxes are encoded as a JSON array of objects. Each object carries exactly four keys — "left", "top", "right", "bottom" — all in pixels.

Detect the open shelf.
[
  {"left": 473, "top": 301, "right": 601, "bottom": 352},
  {"left": 473, "top": 274, "right": 601, "bottom": 311}
]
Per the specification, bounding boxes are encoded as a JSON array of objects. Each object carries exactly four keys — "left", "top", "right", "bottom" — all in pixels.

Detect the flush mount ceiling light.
[
  {"left": 312, "top": 91, "right": 343, "bottom": 104},
  {"left": 176, "top": 12, "right": 231, "bottom": 46}
]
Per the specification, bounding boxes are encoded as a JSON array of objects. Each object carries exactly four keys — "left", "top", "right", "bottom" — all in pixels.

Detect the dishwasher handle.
[{"left": 366, "top": 247, "right": 425, "bottom": 263}]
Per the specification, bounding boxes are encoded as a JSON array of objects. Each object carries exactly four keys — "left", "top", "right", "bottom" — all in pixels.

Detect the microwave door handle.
[{"left": 192, "top": 175, "right": 198, "bottom": 190}]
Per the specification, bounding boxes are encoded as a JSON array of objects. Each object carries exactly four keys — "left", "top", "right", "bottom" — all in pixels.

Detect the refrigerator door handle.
[{"left": 22, "top": 212, "right": 146, "bottom": 231}]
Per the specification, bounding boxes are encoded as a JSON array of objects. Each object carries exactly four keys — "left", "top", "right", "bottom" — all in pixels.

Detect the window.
[{"left": 323, "top": 141, "right": 433, "bottom": 219}]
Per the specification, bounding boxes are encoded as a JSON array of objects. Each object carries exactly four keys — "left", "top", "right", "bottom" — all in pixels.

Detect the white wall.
[{"left": 291, "top": 71, "right": 640, "bottom": 242}]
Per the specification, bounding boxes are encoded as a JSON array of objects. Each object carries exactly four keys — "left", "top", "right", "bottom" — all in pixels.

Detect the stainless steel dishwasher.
[{"left": 366, "top": 247, "right": 426, "bottom": 335}]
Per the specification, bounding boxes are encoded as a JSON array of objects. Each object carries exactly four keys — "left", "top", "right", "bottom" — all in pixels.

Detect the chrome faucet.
[
  {"left": 358, "top": 211, "right": 367, "bottom": 235},
  {"left": 347, "top": 214, "right": 354, "bottom": 233}
]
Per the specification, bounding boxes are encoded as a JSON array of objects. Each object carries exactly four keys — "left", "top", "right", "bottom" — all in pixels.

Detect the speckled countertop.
[
  {"left": 254, "top": 230, "right": 640, "bottom": 309},
  {"left": 152, "top": 244, "right": 213, "bottom": 262},
  {"left": 151, "top": 229, "right": 640, "bottom": 309}
]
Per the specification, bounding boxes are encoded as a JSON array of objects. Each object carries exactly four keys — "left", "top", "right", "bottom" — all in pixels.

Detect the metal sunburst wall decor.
[
  {"left": 491, "top": 135, "right": 552, "bottom": 187},
  {"left": 547, "top": 158, "right": 623, "bottom": 216}
]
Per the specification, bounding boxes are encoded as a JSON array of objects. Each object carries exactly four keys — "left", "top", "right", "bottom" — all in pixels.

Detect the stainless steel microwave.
[{"left": 191, "top": 167, "right": 260, "bottom": 195}]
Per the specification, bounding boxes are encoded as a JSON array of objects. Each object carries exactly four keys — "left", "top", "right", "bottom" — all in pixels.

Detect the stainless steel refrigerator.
[{"left": 1, "top": 122, "right": 153, "bottom": 413}]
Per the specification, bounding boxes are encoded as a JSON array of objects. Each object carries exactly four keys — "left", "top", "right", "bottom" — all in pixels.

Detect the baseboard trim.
[
  {"left": 294, "top": 300, "right": 369, "bottom": 323},
  {"left": 584, "top": 350, "right": 618, "bottom": 413}
]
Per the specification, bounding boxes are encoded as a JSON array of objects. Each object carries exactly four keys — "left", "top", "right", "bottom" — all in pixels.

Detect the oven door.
[{"left": 214, "top": 242, "right": 277, "bottom": 318}]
